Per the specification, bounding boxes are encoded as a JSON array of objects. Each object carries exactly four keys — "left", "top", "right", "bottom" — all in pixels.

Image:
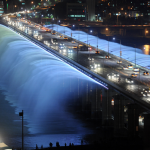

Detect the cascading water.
[
  {"left": 0, "top": 25, "right": 100, "bottom": 148},
  {"left": 47, "top": 24, "right": 150, "bottom": 69}
]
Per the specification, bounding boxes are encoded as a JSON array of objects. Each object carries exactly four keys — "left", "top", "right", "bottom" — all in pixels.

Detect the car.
[
  {"left": 134, "top": 68, "right": 139, "bottom": 71},
  {"left": 94, "top": 63, "right": 100, "bottom": 68},
  {"left": 105, "top": 55, "right": 111, "bottom": 59},
  {"left": 59, "top": 43, "right": 64, "bottom": 46},
  {"left": 72, "top": 41, "right": 76, "bottom": 44},
  {"left": 59, "top": 43, "right": 65, "bottom": 49},
  {"left": 64, "top": 37, "right": 68, "bottom": 40},
  {"left": 90, "top": 65, "right": 94, "bottom": 69},
  {"left": 142, "top": 93, "right": 150, "bottom": 97},
  {"left": 59, "top": 45, "right": 64, "bottom": 49},
  {"left": 117, "top": 60, "right": 122, "bottom": 64},
  {"left": 68, "top": 49, "right": 73, "bottom": 53},
  {"left": 58, "top": 35, "right": 63, "bottom": 38},
  {"left": 131, "top": 73, "right": 137, "bottom": 77},
  {"left": 128, "top": 65, "right": 133, "bottom": 69},
  {"left": 73, "top": 46, "right": 77, "bottom": 49},
  {"left": 126, "top": 78, "right": 134, "bottom": 83},
  {"left": 123, "top": 67, "right": 128, "bottom": 70},
  {"left": 52, "top": 32, "right": 56, "bottom": 35},
  {"left": 142, "top": 88, "right": 150, "bottom": 93},
  {"left": 134, "top": 71, "right": 139, "bottom": 74},
  {"left": 95, "top": 51, "right": 100, "bottom": 54},
  {"left": 107, "top": 73, "right": 119, "bottom": 77},
  {"left": 88, "top": 57, "right": 94, "bottom": 61},
  {"left": 143, "top": 71, "right": 149, "bottom": 75}
]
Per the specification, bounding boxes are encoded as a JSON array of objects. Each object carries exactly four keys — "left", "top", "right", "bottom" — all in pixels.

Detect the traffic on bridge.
[{"left": 3, "top": 15, "right": 150, "bottom": 108}]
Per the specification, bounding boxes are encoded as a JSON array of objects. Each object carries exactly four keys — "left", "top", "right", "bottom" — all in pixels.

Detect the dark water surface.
[{"left": 0, "top": 89, "right": 100, "bottom": 149}]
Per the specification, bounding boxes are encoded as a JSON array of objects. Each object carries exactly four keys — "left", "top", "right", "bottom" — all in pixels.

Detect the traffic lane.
[
  {"left": 91, "top": 53, "right": 150, "bottom": 85},
  {"left": 18, "top": 20, "right": 150, "bottom": 89},
  {"left": 8, "top": 18, "right": 150, "bottom": 97}
]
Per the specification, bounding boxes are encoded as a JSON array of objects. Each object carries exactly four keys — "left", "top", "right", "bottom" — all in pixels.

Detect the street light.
[
  {"left": 71, "top": 24, "right": 75, "bottom": 38},
  {"left": 134, "top": 44, "right": 136, "bottom": 68},
  {"left": 19, "top": 110, "right": 24, "bottom": 150},
  {"left": 113, "top": 37, "right": 122, "bottom": 61},
  {"left": 87, "top": 30, "right": 92, "bottom": 59},
  {"left": 87, "top": 30, "right": 92, "bottom": 46}
]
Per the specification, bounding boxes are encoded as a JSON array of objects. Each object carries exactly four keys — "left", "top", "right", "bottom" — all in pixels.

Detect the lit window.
[
  {"left": 75, "top": 15, "right": 81, "bottom": 17},
  {"left": 111, "top": 99, "right": 114, "bottom": 105}
]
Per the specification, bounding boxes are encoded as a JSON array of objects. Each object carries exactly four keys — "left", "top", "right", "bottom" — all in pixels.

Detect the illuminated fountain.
[
  {"left": 0, "top": 25, "right": 101, "bottom": 148},
  {"left": 46, "top": 24, "right": 150, "bottom": 70}
]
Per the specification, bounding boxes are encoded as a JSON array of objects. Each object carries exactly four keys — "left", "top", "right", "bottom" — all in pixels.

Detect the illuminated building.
[
  {"left": 0, "top": 1, "right": 4, "bottom": 16},
  {"left": 87, "top": 0, "right": 95, "bottom": 21},
  {"left": 67, "top": 3, "right": 86, "bottom": 21}
]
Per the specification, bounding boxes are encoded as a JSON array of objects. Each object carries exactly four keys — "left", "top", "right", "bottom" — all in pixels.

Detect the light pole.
[
  {"left": 52, "top": 18, "right": 54, "bottom": 30},
  {"left": 87, "top": 30, "right": 92, "bottom": 46},
  {"left": 19, "top": 110, "right": 24, "bottom": 150},
  {"left": 117, "top": 12, "right": 120, "bottom": 25},
  {"left": 108, "top": 36, "right": 109, "bottom": 56},
  {"left": 134, "top": 44, "right": 136, "bottom": 68},
  {"left": 57, "top": 20, "right": 60, "bottom": 34},
  {"left": 71, "top": 24, "right": 75, "bottom": 38},
  {"left": 113, "top": 37, "right": 121, "bottom": 61},
  {"left": 87, "top": 30, "right": 92, "bottom": 58},
  {"left": 97, "top": 33, "right": 98, "bottom": 52},
  {"left": 64, "top": 26, "right": 65, "bottom": 36}
]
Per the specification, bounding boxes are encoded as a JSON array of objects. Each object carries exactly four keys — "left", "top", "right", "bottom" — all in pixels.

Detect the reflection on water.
[
  {"left": 143, "top": 45, "right": 150, "bottom": 55},
  {"left": 0, "top": 143, "right": 9, "bottom": 149}
]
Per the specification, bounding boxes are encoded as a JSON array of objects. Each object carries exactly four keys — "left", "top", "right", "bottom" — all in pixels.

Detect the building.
[
  {"left": 67, "top": 3, "right": 86, "bottom": 20},
  {"left": 18, "top": 0, "right": 26, "bottom": 11},
  {"left": 40, "top": 0, "right": 63, "bottom": 7},
  {"left": 0, "top": 1, "right": 4, "bottom": 16},
  {"left": 87, "top": 0, "right": 95, "bottom": 21}
]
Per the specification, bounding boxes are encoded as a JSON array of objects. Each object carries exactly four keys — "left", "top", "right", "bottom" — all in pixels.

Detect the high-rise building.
[
  {"left": 67, "top": 3, "right": 86, "bottom": 20},
  {"left": 87, "top": 0, "right": 95, "bottom": 21},
  {"left": 0, "top": 1, "right": 4, "bottom": 16},
  {"left": 18, "top": 0, "right": 26, "bottom": 11},
  {"left": 40, "top": 0, "right": 63, "bottom": 6}
]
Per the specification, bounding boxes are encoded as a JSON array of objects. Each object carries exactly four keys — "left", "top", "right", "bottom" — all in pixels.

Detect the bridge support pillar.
[
  {"left": 102, "top": 88, "right": 113, "bottom": 126},
  {"left": 81, "top": 81, "right": 91, "bottom": 116},
  {"left": 90, "top": 83, "right": 102, "bottom": 119},
  {"left": 113, "top": 95, "right": 125, "bottom": 136},
  {"left": 143, "top": 113, "right": 150, "bottom": 148},
  {"left": 127, "top": 103, "right": 139, "bottom": 137}
]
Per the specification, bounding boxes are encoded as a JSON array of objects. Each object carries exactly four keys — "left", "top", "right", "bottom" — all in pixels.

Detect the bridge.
[{"left": 1, "top": 16, "right": 150, "bottom": 143}]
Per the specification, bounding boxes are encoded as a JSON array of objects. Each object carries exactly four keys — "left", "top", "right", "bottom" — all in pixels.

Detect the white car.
[
  {"left": 94, "top": 64, "right": 100, "bottom": 68},
  {"left": 123, "top": 67, "right": 128, "bottom": 70},
  {"left": 128, "top": 65, "right": 133, "bottom": 69},
  {"left": 126, "top": 78, "right": 134, "bottom": 83},
  {"left": 107, "top": 73, "right": 119, "bottom": 77},
  {"left": 134, "top": 68, "right": 139, "bottom": 71},
  {"left": 68, "top": 49, "right": 73, "bottom": 53},
  {"left": 143, "top": 88, "right": 150, "bottom": 93},
  {"left": 88, "top": 57, "right": 94, "bottom": 61}
]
